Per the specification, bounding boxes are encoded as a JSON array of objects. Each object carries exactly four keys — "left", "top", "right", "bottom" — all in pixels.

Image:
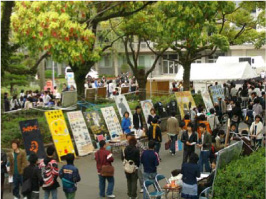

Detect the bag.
[
  {"left": 231, "top": 115, "right": 239, "bottom": 123},
  {"left": 245, "top": 115, "right": 253, "bottom": 125},
  {"left": 122, "top": 149, "right": 136, "bottom": 174},
  {"left": 61, "top": 178, "right": 75, "bottom": 188},
  {"left": 101, "top": 165, "right": 114, "bottom": 177},
  {"left": 21, "top": 178, "right": 32, "bottom": 195},
  {"left": 165, "top": 140, "right": 171, "bottom": 150}
]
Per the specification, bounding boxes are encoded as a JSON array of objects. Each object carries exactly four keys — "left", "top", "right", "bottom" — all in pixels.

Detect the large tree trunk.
[
  {"left": 138, "top": 78, "right": 147, "bottom": 100},
  {"left": 183, "top": 63, "right": 191, "bottom": 91},
  {"left": 38, "top": 59, "right": 46, "bottom": 91}
]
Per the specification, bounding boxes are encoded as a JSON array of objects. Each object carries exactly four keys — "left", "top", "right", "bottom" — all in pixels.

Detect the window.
[
  {"left": 104, "top": 56, "right": 111, "bottom": 67},
  {"left": 162, "top": 53, "right": 179, "bottom": 74},
  {"left": 139, "top": 55, "right": 145, "bottom": 67},
  {"left": 208, "top": 52, "right": 225, "bottom": 63}
]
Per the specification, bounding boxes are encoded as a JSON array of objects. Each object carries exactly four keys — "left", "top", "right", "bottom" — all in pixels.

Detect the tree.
[
  {"left": 154, "top": 1, "right": 265, "bottom": 90},
  {"left": 11, "top": 1, "right": 152, "bottom": 96}
]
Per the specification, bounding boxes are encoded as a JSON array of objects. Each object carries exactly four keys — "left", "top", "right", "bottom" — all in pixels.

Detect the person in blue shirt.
[
  {"left": 122, "top": 111, "right": 132, "bottom": 134},
  {"left": 59, "top": 153, "right": 81, "bottom": 199}
]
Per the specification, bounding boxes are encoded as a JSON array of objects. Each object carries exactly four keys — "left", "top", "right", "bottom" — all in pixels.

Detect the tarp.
[{"left": 175, "top": 62, "right": 259, "bottom": 81}]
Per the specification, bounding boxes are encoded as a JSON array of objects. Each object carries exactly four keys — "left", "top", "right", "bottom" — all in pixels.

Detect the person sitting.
[
  {"left": 121, "top": 111, "right": 132, "bottom": 134},
  {"left": 215, "top": 130, "right": 227, "bottom": 151},
  {"left": 169, "top": 169, "right": 183, "bottom": 187}
]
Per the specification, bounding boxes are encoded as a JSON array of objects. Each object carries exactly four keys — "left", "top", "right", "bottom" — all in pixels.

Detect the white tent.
[{"left": 175, "top": 62, "right": 259, "bottom": 81}]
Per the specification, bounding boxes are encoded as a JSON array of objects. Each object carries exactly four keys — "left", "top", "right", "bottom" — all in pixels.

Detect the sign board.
[
  {"left": 209, "top": 85, "right": 225, "bottom": 104},
  {"left": 45, "top": 110, "right": 75, "bottom": 162},
  {"left": 19, "top": 119, "right": 45, "bottom": 159},
  {"left": 114, "top": 95, "right": 133, "bottom": 123},
  {"left": 175, "top": 91, "right": 196, "bottom": 119},
  {"left": 140, "top": 100, "right": 154, "bottom": 128},
  {"left": 67, "top": 111, "right": 94, "bottom": 156},
  {"left": 201, "top": 91, "right": 214, "bottom": 112},
  {"left": 62, "top": 91, "right": 77, "bottom": 107},
  {"left": 101, "top": 106, "right": 123, "bottom": 140}
]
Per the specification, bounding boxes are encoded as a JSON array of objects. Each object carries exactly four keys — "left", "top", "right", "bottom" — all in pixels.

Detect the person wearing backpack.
[
  {"left": 59, "top": 153, "right": 81, "bottom": 199},
  {"left": 39, "top": 146, "right": 59, "bottom": 199},
  {"left": 245, "top": 105, "right": 254, "bottom": 127},
  {"left": 22, "top": 153, "right": 43, "bottom": 199},
  {"left": 122, "top": 137, "right": 140, "bottom": 199}
]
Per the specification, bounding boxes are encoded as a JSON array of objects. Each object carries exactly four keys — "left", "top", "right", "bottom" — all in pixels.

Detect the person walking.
[
  {"left": 147, "top": 118, "right": 162, "bottom": 156},
  {"left": 166, "top": 112, "right": 179, "bottom": 155},
  {"left": 141, "top": 141, "right": 160, "bottom": 199},
  {"left": 121, "top": 111, "right": 132, "bottom": 134},
  {"left": 197, "top": 123, "right": 212, "bottom": 173},
  {"left": 122, "top": 137, "right": 140, "bottom": 199},
  {"left": 39, "top": 146, "right": 60, "bottom": 199},
  {"left": 8, "top": 139, "right": 28, "bottom": 199},
  {"left": 181, "top": 123, "right": 198, "bottom": 163},
  {"left": 95, "top": 140, "right": 115, "bottom": 198},
  {"left": 1, "top": 150, "right": 7, "bottom": 198},
  {"left": 59, "top": 153, "right": 81, "bottom": 199},
  {"left": 250, "top": 115, "right": 264, "bottom": 148},
  {"left": 22, "top": 153, "right": 43, "bottom": 199}
]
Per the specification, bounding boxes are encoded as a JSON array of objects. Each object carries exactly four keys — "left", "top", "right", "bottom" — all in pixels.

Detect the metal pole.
[
  {"left": 150, "top": 71, "right": 152, "bottom": 98},
  {"left": 52, "top": 61, "right": 55, "bottom": 87}
]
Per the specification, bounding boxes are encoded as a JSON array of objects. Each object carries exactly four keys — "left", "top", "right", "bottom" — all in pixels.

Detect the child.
[
  {"left": 169, "top": 169, "right": 182, "bottom": 187},
  {"left": 59, "top": 153, "right": 81, "bottom": 199}
]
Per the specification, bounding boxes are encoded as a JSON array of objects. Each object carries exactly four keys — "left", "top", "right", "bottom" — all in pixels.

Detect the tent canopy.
[{"left": 175, "top": 62, "right": 258, "bottom": 81}]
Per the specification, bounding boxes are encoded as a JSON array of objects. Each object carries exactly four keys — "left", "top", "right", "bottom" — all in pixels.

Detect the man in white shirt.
[{"left": 43, "top": 91, "right": 51, "bottom": 105}]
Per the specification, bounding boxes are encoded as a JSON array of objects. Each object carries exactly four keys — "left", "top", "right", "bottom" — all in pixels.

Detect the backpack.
[
  {"left": 40, "top": 159, "right": 58, "bottom": 188},
  {"left": 122, "top": 149, "right": 136, "bottom": 174},
  {"left": 21, "top": 178, "right": 32, "bottom": 195},
  {"left": 245, "top": 113, "right": 253, "bottom": 125}
]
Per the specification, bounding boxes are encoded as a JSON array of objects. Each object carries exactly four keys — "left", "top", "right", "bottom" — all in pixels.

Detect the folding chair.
[
  {"left": 155, "top": 174, "right": 169, "bottom": 192},
  {"left": 199, "top": 187, "right": 211, "bottom": 199},
  {"left": 144, "top": 180, "right": 165, "bottom": 199}
]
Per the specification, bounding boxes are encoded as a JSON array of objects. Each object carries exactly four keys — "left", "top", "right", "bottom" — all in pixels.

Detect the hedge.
[
  {"left": 213, "top": 149, "right": 265, "bottom": 199},
  {"left": 45, "top": 70, "right": 57, "bottom": 78}
]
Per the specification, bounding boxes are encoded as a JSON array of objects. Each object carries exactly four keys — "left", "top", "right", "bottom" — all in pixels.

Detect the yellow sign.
[
  {"left": 175, "top": 91, "right": 196, "bottom": 119},
  {"left": 45, "top": 110, "right": 75, "bottom": 162}
]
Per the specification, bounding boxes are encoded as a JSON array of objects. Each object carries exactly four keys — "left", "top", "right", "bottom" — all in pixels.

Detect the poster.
[
  {"left": 45, "top": 110, "right": 75, "bottom": 162},
  {"left": 201, "top": 91, "right": 214, "bottom": 111},
  {"left": 67, "top": 111, "right": 94, "bottom": 156},
  {"left": 101, "top": 106, "right": 123, "bottom": 140},
  {"left": 84, "top": 111, "right": 109, "bottom": 137},
  {"left": 114, "top": 95, "right": 133, "bottom": 123},
  {"left": 140, "top": 100, "right": 154, "bottom": 128},
  {"left": 175, "top": 91, "right": 196, "bottom": 119},
  {"left": 209, "top": 85, "right": 225, "bottom": 104},
  {"left": 19, "top": 119, "right": 45, "bottom": 159},
  {"left": 62, "top": 91, "right": 77, "bottom": 107}
]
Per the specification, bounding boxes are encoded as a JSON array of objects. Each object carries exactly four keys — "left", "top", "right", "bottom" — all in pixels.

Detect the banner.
[
  {"left": 175, "top": 140, "right": 183, "bottom": 151},
  {"left": 175, "top": 91, "right": 196, "bottom": 119},
  {"left": 62, "top": 91, "right": 77, "bottom": 107},
  {"left": 114, "top": 95, "right": 133, "bottom": 123},
  {"left": 45, "top": 110, "right": 75, "bottom": 162},
  {"left": 84, "top": 111, "right": 109, "bottom": 139},
  {"left": 140, "top": 100, "right": 154, "bottom": 128},
  {"left": 101, "top": 106, "right": 123, "bottom": 140},
  {"left": 67, "top": 111, "right": 94, "bottom": 156},
  {"left": 19, "top": 119, "right": 45, "bottom": 159},
  {"left": 209, "top": 85, "right": 225, "bottom": 104},
  {"left": 201, "top": 91, "right": 214, "bottom": 112}
]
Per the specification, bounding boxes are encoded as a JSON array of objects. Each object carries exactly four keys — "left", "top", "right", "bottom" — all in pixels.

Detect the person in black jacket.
[
  {"left": 4, "top": 92, "right": 10, "bottom": 112},
  {"left": 147, "top": 108, "right": 160, "bottom": 125},
  {"left": 133, "top": 106, "right": 144, "bottom": 130},
  {"left": 23, "top": 153, "right": 43, "bottom": 199},
  {"left": 181, "top": 123, "right": 198, "bottom": 163},
  {"left": 147, "top": 118, "right": 162, "bottom": 155},
  {"left": 231, "top": 101, "right": 242, "bottom": 133},
  {"left": 122, "top": 137, "right": 140, "bottom": 199},
  {"left": 1, "top": 150, "right": 7, "bottom": 198}
]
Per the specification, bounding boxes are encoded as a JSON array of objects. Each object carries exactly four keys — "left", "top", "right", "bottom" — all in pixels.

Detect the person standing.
[
  {"left": 22, "top": 153, "right": 43, "bottom": 199},
  {"left": 147, "top": 108, "right": 160, "bottom": 126},
  {"left": 253, "top": 98, "right": 263, "bottom": 117},
  {"left": 8, "top": 139, "right": 28, "bottom": 199},
  {"left": 1, "top": 150, "right": 7, "bottom": 198},
  {"left": 141, "top": 141, "right": 160, "bottom": 199},
  {"left": 207, "top": 108, "right": 220, "bottom": 132},
  {"left": 121, "top": 111, "right": 132, "bottom": 134},
  {"left": 59, "top": 153, "right": 81, "bottom": 199},
  {"left": 147, "top": 118, "right": 162, "bottom": 156},
  {"left": 122, "top": 137, "right": 140, "bottom": 199},
  {"left": 166, "top": 112, "right": 179, "bottom": 155},
  {"left": 250, "top": 115, "right": 264, "bottom": 148},
  {"left": 181, "top": 123, "right": 198, "bottom": 163},
  {"left": 39, "top": 146, "right": 60, "bottom": 199},
  {"left": 197, "top": 123, "right": 212, "bottom": 173},
  {"left": 231, "top": 101, "right": 242, "bottom": 133},
  {"left": 133, "top": 106, "right": 144, "bottom": 131},
  {"left": 4, "top": 92, "right": 10, "bottom": 112},
  {"left": 95, "top": 140, "right": 115, "bottom": 198}
]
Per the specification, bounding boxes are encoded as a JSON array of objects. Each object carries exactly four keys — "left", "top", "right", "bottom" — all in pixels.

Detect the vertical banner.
[
  {"left": 140, "top": 100, "right": 154, "bottom": 128},
  {"left": 101, "top": 106, "right": 123, "bottom": 140},
  {"left": 19, "top": 119, "right": 45, "bottom": 159},
  {"left": 114, "top": 95, "right": 133, "bottom": 123},
  {"left": 209, "top": 85, "right": 225, "bottom": 104},
  {"left": 84, "top": 111, "right": 109, "bottom": 138},
  {"left": 45, "top": 110, "right": 75, "bottom": 162},
  {"left": 67, "top": 111, "right": 94, "bottom": 156},
  {"left": 201, "top": 91, "right": 214, "bottom": 112},
  {"left": 175, "top": 91, "right": 196, "bottom": 119}
]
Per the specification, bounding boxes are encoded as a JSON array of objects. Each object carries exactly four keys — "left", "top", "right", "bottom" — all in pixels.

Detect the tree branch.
[
  {"left": 102, "top": 35, "right": 124, "bottom": 52},
  {"left": 191, "top": 46, "right": 217, "bottom": 62},
  {"left": 230, "top": 23, "right": 247, "bottom": 44},
  {"left": 29, "top": 52, "right": 49, "bottom": 74}
]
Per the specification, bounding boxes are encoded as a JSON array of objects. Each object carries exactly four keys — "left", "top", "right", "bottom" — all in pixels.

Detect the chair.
[
  {"left": 144, "top": 180, "right": 165, "bottom": 199},
  {"left": 199, "top": 187, "right": 211, "bottom": 199},
  {"left": 155, "top": 174, "right": 169, "bottom": 192}
]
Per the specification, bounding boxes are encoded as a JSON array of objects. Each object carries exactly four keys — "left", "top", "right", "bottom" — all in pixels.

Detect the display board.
[
  {"left": 19, "top": 119, "right": 45, "bottom": 159},
  {"left": 62, "top": 91, "right": 77, "bottom": 107},
  {"left": 67, "top": 111, "right": 94, "bottom": 156},
  {"left": 84, "top": 111, "right": 109, "bottom": 139},
  {"left": 114, "top": 95, "right": 133, "bottom": 123},
  {"left": 101, "top": 106, "right": 123, "bottom": 140},
  {"left": 209, "top": 85, "right": 225, "bottom": 104},
  {"left": 201, "top": 91, "right": 214, "bottom": 112},
  {"left": 45, "top": 110, "right": 75, "bottom": 162},
  {"left": 140, "top": 99, "right": 154, "bottom": 128},
  {"left": 175, "top": 91, "right": 196, "bottom": 119}
]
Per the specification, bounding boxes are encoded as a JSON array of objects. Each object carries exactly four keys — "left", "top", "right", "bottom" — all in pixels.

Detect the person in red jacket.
[{"left": 95, "top": 140, "right": 115, "bottom": 198}]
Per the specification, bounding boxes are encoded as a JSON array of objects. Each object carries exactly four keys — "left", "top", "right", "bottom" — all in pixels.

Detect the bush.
[
  {"left": 213, "top": 149, "right": 265, "bottom": 199},
  {"left": 45, "top": 70, "right": 57, "bottom": 78}
]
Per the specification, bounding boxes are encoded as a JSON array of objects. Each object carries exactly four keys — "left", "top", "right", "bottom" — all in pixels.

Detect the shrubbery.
[
  {"left": 213, "top": 149, "right": 265, "bottom": 199},
  {"left": 45, "top": 70, "right": 57, "bottom": 78}
]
